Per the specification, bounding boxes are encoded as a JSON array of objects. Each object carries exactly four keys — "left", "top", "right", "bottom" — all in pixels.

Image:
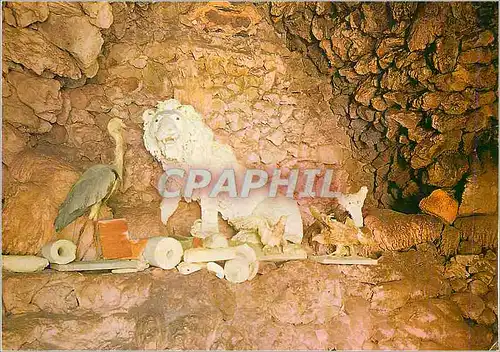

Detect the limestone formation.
[
  {"left": 2, "top": 123, "right": 28, "bottom": 166},
  {"left": 3, "top": 1, "right": 112, "bottom": 80},
  {"left": 458, "top": 160, "right": 498, "bottom": 216},
  {"left": 424, "top": 153, "right": 469, "bottom": 188},
  {"left": 3, "top": 25, "right": 82, "bottom": 79},
  {"left": 142, "top": 99, "right": 304, "bottom": 245},
  {"left": 270, "top": 2, "right": 498, "bottom": 209},
  {"left": 364, "top": 209, "right": 444, "bottom": 251},
  {"left": 2, "top": 255, "right": 49, "bottom": 273},
  {"left": 2, "top": 152, "right": 80, "bottom": 255},
  {"left": 454, "top": 215, "right": 498, "bottom": 249},
  {"left": 37, "top": 13, "right": 104, "bottom": 77},
  {"left": 5, "top": 2, "right": 49, "bottom": 27},
  {"left": 81, "top": 2, "right": 113, "bottom": 29},
  {"left": 7, "top": 71, "right": 62, "bottom": 123},
  {"left": 438, "top": 225, "right": 461, "bottom": 257}
]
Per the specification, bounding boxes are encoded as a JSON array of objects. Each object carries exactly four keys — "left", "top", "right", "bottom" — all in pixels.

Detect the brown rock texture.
[
  {"left": 2, "top": 247, "right": 495, "bottom": 350},
  {"left": 270, "top": 2, "right": 498, "bottom": 210},
  {"left": 419, "top": 189, "right": 458, "bottom": 224},
  {"left": 2, "top": 2, "right": 377, "bottom": 254},
  {"left": 454, "top": 215, "right": 498, "bottom": 249},
  {"left": 98, "top": 218, "right": 147, "bottom": 259},
  {"left": 458, "top": 158, "right": 498, "bottom": 216},
  {"left": 438, "top": 225, "right": 461, "bottom": 257},
  {"left": 3, "top": 25, "right": 82, "bottom": 79},
  {"left": 1, "top": 3, "right": 498, "bottom": 349}
]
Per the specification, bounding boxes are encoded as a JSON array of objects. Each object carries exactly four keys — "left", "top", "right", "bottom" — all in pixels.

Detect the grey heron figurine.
[{"left": 54, "top": 117, "right": 126, "bottom": 257}]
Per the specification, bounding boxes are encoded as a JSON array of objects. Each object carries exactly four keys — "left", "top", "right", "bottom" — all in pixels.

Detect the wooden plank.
[
  {"left": 309, "top": 255, "right": 378, "bottom": 265},
  {"left": 50, "top": 259, "right": 149, "bottom": 272},
  {"left": 257, "top": 252, "right": 308, "bottom": 262},
  {"left": 98, "top": 219, "right": 148, "bottom": 260}
]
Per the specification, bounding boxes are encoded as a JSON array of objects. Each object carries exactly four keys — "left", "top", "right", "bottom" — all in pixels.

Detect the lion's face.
[
  {"left": 155, "top": 111, "right": 182, "bottom": 145},
  {"left": 143, "top": 99, "right": 215, "bottom": 165},
  {"left": 152, "top": 110, "right": 186, "bottom": 162}
]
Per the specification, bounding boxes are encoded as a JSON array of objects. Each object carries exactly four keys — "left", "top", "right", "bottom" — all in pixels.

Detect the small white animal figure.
[{"left": 333, "top": 186, "right": 368, "bottom": 227}]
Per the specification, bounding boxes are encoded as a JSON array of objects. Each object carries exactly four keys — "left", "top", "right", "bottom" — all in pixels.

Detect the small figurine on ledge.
[{"left": 305, "top": 205, "right": 378, "bottom": 265}]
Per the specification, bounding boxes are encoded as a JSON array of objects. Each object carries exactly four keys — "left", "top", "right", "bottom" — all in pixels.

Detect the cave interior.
[{"left": 1, "top": 2, "right": 498, "bottom": 350}]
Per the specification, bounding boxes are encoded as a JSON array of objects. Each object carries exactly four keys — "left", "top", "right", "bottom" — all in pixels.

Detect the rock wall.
[
  {"left": 1, "top": 2, "right": 498, "bottom": 350},
  {"left": 2, "top": 245, "right": 496, "bottom": 350},
  {"left": 269, "top": 2, "right": 498, "bottom": 211}
]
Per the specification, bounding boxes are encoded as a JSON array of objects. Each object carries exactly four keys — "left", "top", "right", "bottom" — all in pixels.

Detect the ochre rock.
[
  {"left": 3, "top": 88, "right": 43, "bottom": 133},
  {"left": 425, "top": 153, "right": 469, "bottom": 188},
  {"left": 438, "top": 225, "right": 460, "bottom": 256},
  {"left": 458, "top": 240, "right": 483, "bottom": 255},
  {"left": 166, "top": 201, "right": 201, "bottom": 238},
  {"left": 2, "top": 25, "right": 82, "bottom": 79},
  {"left": 114, "top": 205, "right": 167, "bottom": 239},
  {"left": 419, "top": 189, "right": 458, "bottom": 224},
  {"left": 407, "top": 4, "right": 448, "bottom": 51},
  {"left": 1, "top": 3, "right": 498, "bottom": 348},
  {"left": 7, "top": 71, "right": 62, "bottom": 123},
  {"left": 2, "top": 123, "right": 29, "bottom": 166},
  {"left": 142, "top": 199, "right": 236, "bottom": 240},
  {"left": 370, "top": 279, "right": 412, "bottom": 312},
  {"left": 451, "top": 292, "right": 486, "bottom": 321},
  {"left": 388, "top": 298, "right": 492, "bottom": 350},
  {"left": 2, "top": 151, "right": 80, "bottom": 255},
  {"left": 2, "top": 256, "right": 492, "bottom": 350},
  {"left": 98, "top": 219, "right": 148, "bottom": 259},
  {"left": 6, "top": 2, "right": 49, "bottom": 27}
]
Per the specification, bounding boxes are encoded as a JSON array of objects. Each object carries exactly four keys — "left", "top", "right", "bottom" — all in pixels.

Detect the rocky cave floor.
[
  {"left": 2, "top": 244, "right": 497, "bottom": 350},
  {"left": 1, "top": 2, "right": 498, "bottom": 350}
]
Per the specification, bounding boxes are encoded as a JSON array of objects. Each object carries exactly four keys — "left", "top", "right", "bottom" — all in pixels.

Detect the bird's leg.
[
  {"left": 75, "top": 218, "right": 91, "bottom": 251},
  {"left": 89, "top": 201, "right": 103, "bottom": 259}
]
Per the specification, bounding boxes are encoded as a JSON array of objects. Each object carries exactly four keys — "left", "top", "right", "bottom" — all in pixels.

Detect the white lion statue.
[{"left": 142, "top": 99, "right": 303, "bottom": 246}]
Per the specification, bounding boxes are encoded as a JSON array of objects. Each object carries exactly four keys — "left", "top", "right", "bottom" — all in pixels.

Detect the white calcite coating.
[
  {"left": 334, "top": 186, "right": 368, "bottom": 227},
  {"left": 3, "top": 255, "right": 49, "bottom": 272},
  {"left": 41, "top": 239, "right": 77, "bottom": 264},
  {"left": 143, "top": 237, "right": 183, "bottom": 270}
]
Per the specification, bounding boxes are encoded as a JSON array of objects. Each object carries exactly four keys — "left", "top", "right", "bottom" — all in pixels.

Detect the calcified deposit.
[{"left": 2, "top": 2, "right": 498, "bottom": 350}]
